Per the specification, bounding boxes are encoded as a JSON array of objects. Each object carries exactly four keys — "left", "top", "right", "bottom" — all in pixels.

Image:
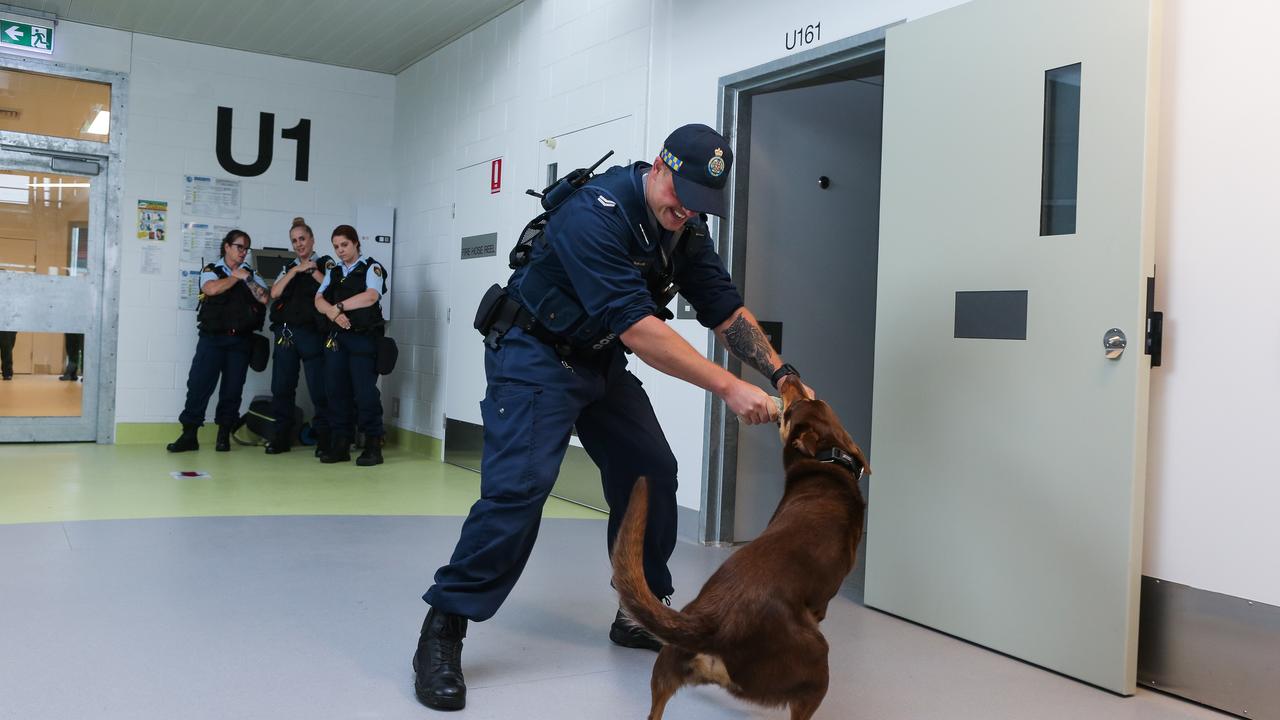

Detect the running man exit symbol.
[{"left": 1, "top": 20, "right": 53, "bottom": 53}]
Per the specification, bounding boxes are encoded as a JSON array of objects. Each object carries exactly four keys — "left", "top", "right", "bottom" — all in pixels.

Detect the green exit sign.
[{"left": 1, "top": 19, "right": 53, "bottom": 54}]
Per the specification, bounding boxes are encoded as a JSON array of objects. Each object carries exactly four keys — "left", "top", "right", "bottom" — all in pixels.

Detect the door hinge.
[
  {"left": 451, "top": 203, "right": 455, "bottom": 219},
  {"left": 1145, "top": 275, "right": 1163, "bottom": 367}
]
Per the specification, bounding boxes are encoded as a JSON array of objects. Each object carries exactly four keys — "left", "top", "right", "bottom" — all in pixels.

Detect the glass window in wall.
[
  {"left": 0, "top": 170, "right": 91, "bottom": 277},
  {"left": 0, "top": 68, "right": 111, "bottom": 141}
]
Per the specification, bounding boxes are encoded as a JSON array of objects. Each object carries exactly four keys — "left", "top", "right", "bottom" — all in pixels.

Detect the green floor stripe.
[{"left": 1, "top": 442, "right": 603, "bottom": 525}]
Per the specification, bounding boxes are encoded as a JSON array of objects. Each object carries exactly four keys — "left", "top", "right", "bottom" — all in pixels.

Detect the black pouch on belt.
[
  {"left": 376, "top": 336, "right": 399, "bottom": 375},
  {"left": 474, "top": 284, "right": 507, "bottom": 335},
  {"left": 249, "top": 333, "right": 270, "bottom": 372}
]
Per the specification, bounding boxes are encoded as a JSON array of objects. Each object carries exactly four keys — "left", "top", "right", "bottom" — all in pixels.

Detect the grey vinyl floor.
[{"left": 0, "top": 515, "right": 1233, "bottom": 720}]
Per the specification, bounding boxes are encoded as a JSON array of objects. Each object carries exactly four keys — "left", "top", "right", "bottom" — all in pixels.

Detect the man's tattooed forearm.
[{"left": 723, "top": 313, "right": 779, "bottom": 379}]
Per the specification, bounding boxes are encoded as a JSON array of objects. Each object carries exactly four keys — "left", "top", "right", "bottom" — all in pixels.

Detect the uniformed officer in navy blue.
[
  {"left": 413, "top": 124, "right": 814, "bottom": 711},
  {"left": 167, "top": 229, "right": 269, "bottom": 453},
  {"left": 264, "top": 217, "right": 334, "bottom": 455},
  {"left": 314, "top": 224, "right": 389, "bottom": 466}
]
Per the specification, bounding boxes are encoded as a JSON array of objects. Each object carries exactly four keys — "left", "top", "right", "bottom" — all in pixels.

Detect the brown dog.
[{"left": 612, "top": 380, "right": 870, "bottom": 719}]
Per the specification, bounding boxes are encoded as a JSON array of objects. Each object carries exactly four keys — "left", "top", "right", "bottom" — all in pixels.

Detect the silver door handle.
[{"left": 1104, "top": 328, "right": 1127, "bottom": 360}]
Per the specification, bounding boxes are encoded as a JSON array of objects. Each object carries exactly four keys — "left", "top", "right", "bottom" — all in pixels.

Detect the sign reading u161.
[
  {"left": 784, "top": 22, "right": 821, "bottom": 51},
  {"left": 1, "top": 19, "right": 53, "bottom": 54}
]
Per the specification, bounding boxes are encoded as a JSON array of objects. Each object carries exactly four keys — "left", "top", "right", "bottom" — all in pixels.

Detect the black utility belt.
[
  {"left": 474, "top": 284, "right": 589, "bottom": 356},
  {"left": 199, "top": 329, "right": 255, "bottom": 337},
  {"left": 329, "top": 325, "right": 384, "bottom": 336},
  {"left": 271, "top": 318, "right": 323, "bottom": 331}
]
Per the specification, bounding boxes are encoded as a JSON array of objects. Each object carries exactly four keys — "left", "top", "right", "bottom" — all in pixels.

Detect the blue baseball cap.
[{"left": 659, "top": 124, "right": 733, "bottom": 217}]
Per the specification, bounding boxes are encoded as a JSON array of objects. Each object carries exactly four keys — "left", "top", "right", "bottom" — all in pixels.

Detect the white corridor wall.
[{"left": 387, "top": 0, "right": 652, "bottom": 443}]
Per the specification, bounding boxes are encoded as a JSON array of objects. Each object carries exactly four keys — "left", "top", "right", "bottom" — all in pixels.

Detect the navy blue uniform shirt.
[{"left": 510, "top": 162, "right": 742, "bottom": 343}]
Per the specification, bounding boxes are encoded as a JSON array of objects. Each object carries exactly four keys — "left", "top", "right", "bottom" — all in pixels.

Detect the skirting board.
[{"left": 1138, "top": 576, "right": 1279, "bottom": 719}]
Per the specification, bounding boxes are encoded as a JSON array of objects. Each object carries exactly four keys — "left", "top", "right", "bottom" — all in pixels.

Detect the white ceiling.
[{"left": 8, "top": 0, "right": 522, "bottom": 74}]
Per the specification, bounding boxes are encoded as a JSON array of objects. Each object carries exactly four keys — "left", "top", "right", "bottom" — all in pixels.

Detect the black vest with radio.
[
  {"left": 474, "top": 153, "right": 701, "bottom": 354},
  {"left": 322, "top": 258, "right": 387, "bottom": 333},
  {"left": 270, "top": 255, "right": 335, "bottom": 330},
  {"left": 198, "top": 264, "right": 266, "bottom": 335}
]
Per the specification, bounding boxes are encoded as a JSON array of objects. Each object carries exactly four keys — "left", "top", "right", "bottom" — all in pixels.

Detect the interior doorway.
[{"left": 705, "top": 28, "right": 890, "bottom": 576}]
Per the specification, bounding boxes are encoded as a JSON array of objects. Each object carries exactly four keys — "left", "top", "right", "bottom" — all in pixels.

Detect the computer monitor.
[{"left": 253, "top": 247, "right": 294, "bottom": 285}]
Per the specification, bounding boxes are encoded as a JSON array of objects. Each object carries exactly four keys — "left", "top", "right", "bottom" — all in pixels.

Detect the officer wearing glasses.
[{"left": 167, "top": 229, "right": 268, "bottom": 453}]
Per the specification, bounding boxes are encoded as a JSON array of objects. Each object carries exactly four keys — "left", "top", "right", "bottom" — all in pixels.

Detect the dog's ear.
[{"left": 791, "top": 428, "right": 821, "bottom": 457}]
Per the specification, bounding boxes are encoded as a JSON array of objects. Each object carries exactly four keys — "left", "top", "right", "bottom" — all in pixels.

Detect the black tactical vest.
[
  {"left": 197, "top": 264, "right": 265, "bottom": 335},
  {"left": 322, "top": 257, "right": 386, "bottom": 332},
  {"left": 510, "top": 163, "right": 699, "bottom": 349},
  {"left": 269, "top": 255, "right": 335, "bottom": 330}
]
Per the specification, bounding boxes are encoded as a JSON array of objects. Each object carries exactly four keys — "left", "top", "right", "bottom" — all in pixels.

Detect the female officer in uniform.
[
  {"left": 167, "top": 229, "right": 268, "bottom": 453},
  {"left": 314, "top": 224, "right": 388, "bottom": 466},
  {"left": 264, "top": 217, "right": 334, "bottom": 455}
]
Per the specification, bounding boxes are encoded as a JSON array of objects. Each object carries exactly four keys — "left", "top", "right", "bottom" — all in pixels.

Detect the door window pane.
[
  {"left": 0, "top": 170, "right": 91, "bottom": 277},
  {"left": 1040, "top": 63, "right": 1081, "bottom": 236},
  {"left": 0, "top": 331, "right": 85, "bottom": 417},
  {"left": 0, "top": 68, "right": 111, "bottom": 141}
]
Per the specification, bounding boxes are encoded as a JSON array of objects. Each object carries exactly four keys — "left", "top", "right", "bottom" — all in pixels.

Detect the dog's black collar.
[{"left": 816, "top": 448, "right": 863, "bottom": 479}]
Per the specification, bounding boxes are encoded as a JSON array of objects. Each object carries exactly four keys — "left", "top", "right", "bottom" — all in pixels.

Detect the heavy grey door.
[
  {"left": 865, "top": 0, "right": 1162, "bottom": 694},
  {"left": 0, "top": 148, "right": 107, "bottom": 441}
]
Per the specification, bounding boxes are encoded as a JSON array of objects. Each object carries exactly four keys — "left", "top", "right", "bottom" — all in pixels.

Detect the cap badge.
[
  {"left": 707, "top": 147, "right": 726, "bottom": 178},
  {"left": 660, "top": 147, "right": 683, "bottom": 172}
]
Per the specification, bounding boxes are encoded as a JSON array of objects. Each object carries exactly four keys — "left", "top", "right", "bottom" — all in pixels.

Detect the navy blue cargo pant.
[
  {"left": 178, "top": 333, "right": 252, "bottom": 427},
  {"left": 325, "top": 330, "right": 383, "bottom": 440},
  {"left": 271, "top": 325, "right": 328, "bottom": 442},
  {"left": 425, "top": 326, "right": 678, "bottom": 621}
]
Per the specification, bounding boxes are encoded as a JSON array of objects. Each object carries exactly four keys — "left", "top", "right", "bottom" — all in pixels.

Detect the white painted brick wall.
[
  {"left": 106, "top": 33, "right": 395, "bottom": 424},
  {"left": 386, "top": 0, "right": 651, "bottom": 440}
]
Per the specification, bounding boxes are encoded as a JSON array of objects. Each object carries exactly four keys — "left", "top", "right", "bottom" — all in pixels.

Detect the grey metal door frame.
[
  {"left": 0, "top": 54, "right": 128, "bottom": 443},
  {"left": 702, "top": 24, "right": 897, "bottom": 544}
]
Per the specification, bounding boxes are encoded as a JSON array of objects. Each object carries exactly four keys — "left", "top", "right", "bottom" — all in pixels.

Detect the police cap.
[{"left": 659, "top": 124, "right": 733, "bottom": 218}]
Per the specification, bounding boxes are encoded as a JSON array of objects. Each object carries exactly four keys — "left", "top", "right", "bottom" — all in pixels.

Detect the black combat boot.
[
  {"left": 166, "top": 424, "right": 200, "bottom": 453},
  {"left": 264, "top": 426, "right": 291, "bottom": 454},
  {"left": 319, "top": 436, "right": 351, "bottom": 463},
  {"left": 413, "top": 608, "right": 467, "bottom": 710},
  {"left": 314, "top": 428, "right": 330, "bottom": 458},
  {"left": 215, "top": 425, "right": 233, "bottom": 452},
  {"left": 356, "top": 436, "right": 383, "bottom": 466},
  {"left": 609, "top": 608, "right": 663, "bottom": 651}
]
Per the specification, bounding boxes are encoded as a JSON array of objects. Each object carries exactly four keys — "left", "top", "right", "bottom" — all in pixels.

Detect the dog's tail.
[{"left": 612, "top": 477, "right": 714, "bottom": 652}]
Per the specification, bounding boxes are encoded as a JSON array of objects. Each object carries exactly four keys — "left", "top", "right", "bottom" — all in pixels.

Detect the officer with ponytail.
[
  {"left": 264, "top": 217, "right": 334, "bottom": 455},
  {"left": 314, "top": 224, "right": 388, "bottom": 466},
  {"left": 168, "top": 229, "right": 268, "bottom": 453}
]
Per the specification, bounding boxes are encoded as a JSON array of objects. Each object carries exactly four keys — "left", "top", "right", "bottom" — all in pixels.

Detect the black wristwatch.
[
  {"left": 770, "top": 363, "right": 799, "bottom": 389},
  {"left": 336, "top": 302, "right": 345, "bottom": 313}
]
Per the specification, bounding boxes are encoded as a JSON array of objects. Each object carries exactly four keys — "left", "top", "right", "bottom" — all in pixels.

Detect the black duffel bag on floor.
[{"left": 236, "top": 394, "right": 303, "bottom": 445}]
